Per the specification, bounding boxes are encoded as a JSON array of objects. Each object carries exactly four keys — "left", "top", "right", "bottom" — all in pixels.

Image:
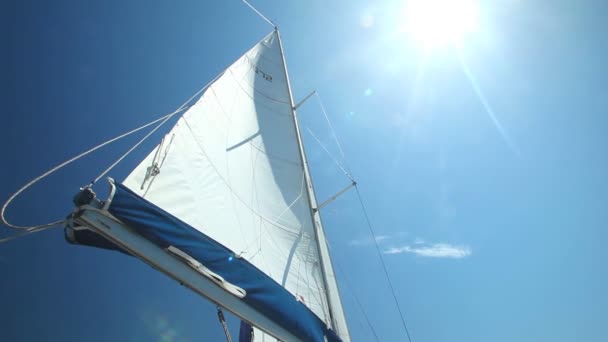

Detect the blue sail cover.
[{"left": 96, "top": 182, "right": 341, "bottom": 342}]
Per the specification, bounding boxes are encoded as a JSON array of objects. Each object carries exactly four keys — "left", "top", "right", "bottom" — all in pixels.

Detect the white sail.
[{"left": 122, "top": 30, "right": 349, "bottom": 341}]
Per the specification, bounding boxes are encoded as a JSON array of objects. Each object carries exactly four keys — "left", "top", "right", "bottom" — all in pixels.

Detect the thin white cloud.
[
  {"left": 375, "top": 235, "right": 390, "bottom": 242},
  {"left": 348, "top": 238, "right": 369, "bottom": 246},
  {"left": 348, "top": 233, "right": 403, "bottom": 246},
  {"left": 384, "top": 243, "right": 471, "bottom": 259},
  {"left": 348, "top": 235, "right": 388, "bottom": 246},
  {"left": 413, "top": 237, "right": 425, "bottom": 245}
]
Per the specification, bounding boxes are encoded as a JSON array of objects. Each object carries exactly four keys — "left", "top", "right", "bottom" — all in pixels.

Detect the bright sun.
[{"left": 403, "top": 0, "right": 479, "bottom": 49}]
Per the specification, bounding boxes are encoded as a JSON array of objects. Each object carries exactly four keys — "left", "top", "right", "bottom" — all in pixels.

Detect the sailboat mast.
[{"left": 275, "top": 28, "right": 351, "bottom": 341}]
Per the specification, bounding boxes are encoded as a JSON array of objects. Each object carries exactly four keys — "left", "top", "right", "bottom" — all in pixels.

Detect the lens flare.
[{"left": 403, "top": 0, "right": 479, "bottom": 49}]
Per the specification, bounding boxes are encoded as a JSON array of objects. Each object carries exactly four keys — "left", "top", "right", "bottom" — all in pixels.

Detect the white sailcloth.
[{"left": 123, "top": 31, "right": 349, "bottom": 340}]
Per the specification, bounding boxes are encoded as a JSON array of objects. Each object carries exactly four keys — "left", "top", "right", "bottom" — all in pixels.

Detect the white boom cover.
[{"left": 123, "top": 31, "right": 349, "bottom": 340}]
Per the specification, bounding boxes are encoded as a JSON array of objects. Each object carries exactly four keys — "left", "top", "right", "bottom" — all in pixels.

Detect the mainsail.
[{"left": 68, "top": 29, "right": 350, "bottom": 341}]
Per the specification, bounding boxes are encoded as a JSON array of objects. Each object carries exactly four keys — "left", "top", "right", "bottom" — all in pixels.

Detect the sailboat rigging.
[
  {"left": 4, "top": 24, "right": 354, "bottom": 341},
  {"left": 72, "top": 28, "right": 350, "bottom": 341},
  {"left": 2, "top": 2, "right": 418, "bottom": 341}
]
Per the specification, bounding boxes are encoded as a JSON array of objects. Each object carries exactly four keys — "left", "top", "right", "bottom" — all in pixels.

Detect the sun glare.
[{"left": 403, "top": 0, "right": 479, "bottom": 49}]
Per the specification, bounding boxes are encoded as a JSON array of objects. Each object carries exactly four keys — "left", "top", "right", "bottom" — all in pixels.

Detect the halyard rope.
[
  {"left": 241, "top": 0, "right": 275, "bottom": 27},
  {"left": 1, "top": 111, "right": 181, "bottom": 231},
  {"left": 1, "top": 72, "right": 222, "bottom": 239},
  {"left": 1, "top": 27, "right": 275, "bottom": 242}
]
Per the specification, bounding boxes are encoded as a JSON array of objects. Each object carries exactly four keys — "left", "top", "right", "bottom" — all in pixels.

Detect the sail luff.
[{"left": 275, "top": 28, "right": 352, "bottom": 341}]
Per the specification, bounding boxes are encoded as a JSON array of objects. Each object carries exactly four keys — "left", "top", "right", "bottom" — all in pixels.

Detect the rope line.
[
  {"left": 92, "top": 73, "right": 217, "bottom": 184},
  {"left": 305, "top": 127, "right": 353, "bottom": 181},
  {"left": 334, "top": 260, "right": 380, "bottom": 342},
  {"left": 355, "top": 186, "right": 413, "bottom": 342},
  {"left": 311, "top": 91, "right": 413, "bottom": 341},
  {"left": 1, "top": 111, "right": 180, "bottom": 232},
  {"left": 0, "top": 225, "right": 59, "bottom": 244},
  {"left": 92, "top": 113, "right": 177, "bottom": 184},
  {"left": 241, "top": 0, "right": 275, "bottom": 27},
  {"left": 315, "top": 93, "right": 347, "bottom": 165},
  {"left": 216, "top": 306, "right": 233, "bottom": 342},
  {"left": 1, "top": 71, "right": 224, "bottom": 236}
]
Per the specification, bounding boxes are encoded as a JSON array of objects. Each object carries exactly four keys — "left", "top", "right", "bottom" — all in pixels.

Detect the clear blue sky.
[{"left": 2, "top": 0, "right": 607, "bottom": 341}]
